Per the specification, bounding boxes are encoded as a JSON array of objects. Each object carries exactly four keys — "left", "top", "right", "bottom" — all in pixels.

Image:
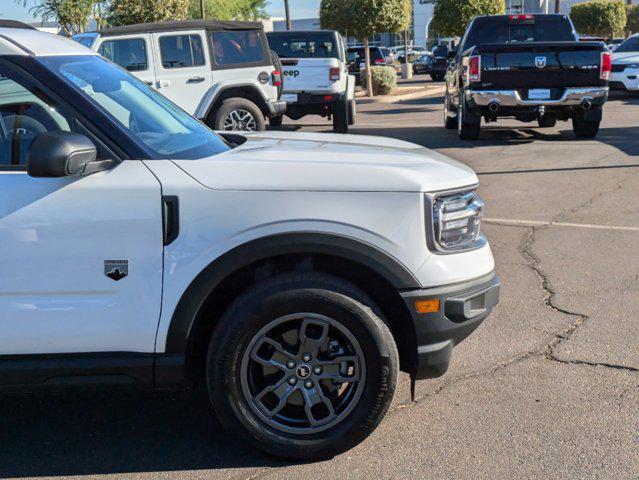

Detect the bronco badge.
[{"left": 104, "top": 260, "right": 128, "bottom": 281}]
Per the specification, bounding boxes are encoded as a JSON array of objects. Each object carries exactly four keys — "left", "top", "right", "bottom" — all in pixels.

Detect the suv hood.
[{"left": 172, "top": 131, "right": 478, "bottom": 193}]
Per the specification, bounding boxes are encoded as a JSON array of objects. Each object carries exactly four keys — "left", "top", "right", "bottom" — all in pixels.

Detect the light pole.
[{"left": 284, "top": 0, "right": 291, "bottom": 30}]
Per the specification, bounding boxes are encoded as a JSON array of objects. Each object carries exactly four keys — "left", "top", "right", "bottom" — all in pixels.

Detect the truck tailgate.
[
  {"left": 476, "top": 42, "right": 606, "bottom": 89},
  {"left": 280, "top": 58, "right": 340, "bottom": 93}
]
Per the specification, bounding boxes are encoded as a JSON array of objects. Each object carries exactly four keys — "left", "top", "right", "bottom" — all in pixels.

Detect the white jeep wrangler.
[
  {"left": 0, "top": 22, "right": 499, "bottom": 459},
  {"left": 74, "top": 20, "right": 286, "bottom": 131},
  {"left": 267, "top": 30, "right": 356, "bottom": 133}
]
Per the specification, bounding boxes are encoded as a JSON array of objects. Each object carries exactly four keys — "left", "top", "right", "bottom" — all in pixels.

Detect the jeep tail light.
[
  {"left": 600, "top": 52, "right": 611, "bottom": 80},
  {"left": 272, "top": 70, "right": 282, "bottom": 87},
  {"left": 329, "top": 67, "right": 341, "bottom": 82},
  {"left": 468, "top": 55, "right": 481, "bottom": 82}
]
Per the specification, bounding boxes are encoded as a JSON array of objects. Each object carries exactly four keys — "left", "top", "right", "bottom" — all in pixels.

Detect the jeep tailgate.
[
  {"left": 280, "top": 58, "right": 342, "bottom": 94},
  {"left": 475, "top": 42, "right": 606, "bottom": 89}
]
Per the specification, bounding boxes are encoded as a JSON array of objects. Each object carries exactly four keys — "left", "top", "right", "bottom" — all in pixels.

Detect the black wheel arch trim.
[
  {"left": 202, "top": 83, "right": 270, "bottom": 120},
  {"left": 164, "top": 232, "right": 420, "bottom": 354}
]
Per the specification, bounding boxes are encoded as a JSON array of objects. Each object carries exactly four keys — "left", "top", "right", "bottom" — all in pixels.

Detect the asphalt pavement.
[{"left": 2, "top": 77, "right": 637, "bottom": 479}]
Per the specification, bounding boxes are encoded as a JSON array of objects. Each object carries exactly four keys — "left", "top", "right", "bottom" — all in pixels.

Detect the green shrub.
[
  {"left": 362, "top": 66, "right": 397, "bottom": 96},
  {"left": 570, "top": 0, "right": 626, "bottom": 37},
  {"left": 627, "top": 4, "right": 639, "bottom": 34},
  {"left": 431, "top": 0, "right": 505, "bottom": 38}
]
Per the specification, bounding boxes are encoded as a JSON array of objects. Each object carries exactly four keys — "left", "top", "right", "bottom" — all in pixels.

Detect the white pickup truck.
[
  {"left": 267, "top": 30, "right": 356, "bottom": 133},
  {"left": 0, "top": 22, "right": 499, "bottom": 460}
]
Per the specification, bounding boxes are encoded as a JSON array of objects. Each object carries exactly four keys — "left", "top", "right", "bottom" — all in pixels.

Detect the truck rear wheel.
[
  {"left": 572, "top": 116, "right": 600, "bottom": 138},
  {"left": 458, "top": 94, "right": 481, "bottom": 140},
  {"left": 206, "top": 272, "right": 399, "bottom": 460},
  {"left": 538, "top": 115, "right": 557, "bottom": 128},
  {"left": 333, "top": 98, "right": 349, "bottom": 133},
  {"left": 212, "top": 98, "right": 265, "bottom": 132}
]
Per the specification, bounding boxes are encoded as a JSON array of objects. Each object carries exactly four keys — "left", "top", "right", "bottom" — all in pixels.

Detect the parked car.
[
  {"left": 607, "top": 37, "right": 625, "bottom": 52},
  {"left": 347, "top": 46, "right": 394, "bottom": 83},
  {"left": 428, "top": 45, "right": 450, "bottom": 81},
  {"left": 445, "top": 14, "right": 611, "bottom": 140},
  {"left": 0, "top": 20, "right": 499, "bottom": 460},
  {"left": 412, "top": 53, "right": 433, "bottom": 74},
  {"left": 266, "top": 30, "right": 356, "bottom": 133},
  {"left": 610, "top": 34, "right": 639, "bottom": 91},
  {"left": 73, "top": 20, "right": 285, "bottom": 132}
]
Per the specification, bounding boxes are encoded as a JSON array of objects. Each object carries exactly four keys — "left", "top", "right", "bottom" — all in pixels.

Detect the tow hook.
[{"left": 538, "top": 105, "right": 546, "bottom": 117}]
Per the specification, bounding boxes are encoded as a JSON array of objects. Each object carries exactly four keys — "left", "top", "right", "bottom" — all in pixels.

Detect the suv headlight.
[{"left": 427, "top": 190, "right": 485, "bottom": 253}]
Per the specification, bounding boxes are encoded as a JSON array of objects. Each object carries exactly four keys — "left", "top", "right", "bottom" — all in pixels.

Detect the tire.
[
  {"left": 444, "top": 89, "right": 457, "bottom": 130},
  {"left": 458, "top": 92, "right": 481, "bottom": 140},
  {"left": 538, "top": 115, "right": 557, "bottom": 128},
  {"left": 269, "top": 115, "right": 283, "bottom": 127},
  {"left": 430, "top": 73, "right": 444, "bottom": 82},
  {"left": 348, "top": 99, "right": 357, "bottom": 126},
  {"left": 333, "top": 98, "right": 349, "bottom": 133},
  {"left": 211, "top": 98, "right": 265, "bottom": 132},
  {"left": 207, "top": 272, "right": 399, "bottom": 460},
  {"left": 572, "top": 116, "right": 600, "bottom": 138}
]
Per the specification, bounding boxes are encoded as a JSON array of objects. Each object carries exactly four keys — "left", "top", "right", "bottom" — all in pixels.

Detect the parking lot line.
[{"left": 484, "top": 218, "right": 639, "bottom": 232}]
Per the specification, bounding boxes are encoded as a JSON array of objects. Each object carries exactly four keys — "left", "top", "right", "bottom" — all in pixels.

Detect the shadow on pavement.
[{"left": 0, "top": 386, "right": 290, "bottom": 478}]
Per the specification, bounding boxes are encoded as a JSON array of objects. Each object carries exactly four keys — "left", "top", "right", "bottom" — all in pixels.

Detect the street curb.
[{"left": 356, "top": 85, "right": 446, "bottom": 104}]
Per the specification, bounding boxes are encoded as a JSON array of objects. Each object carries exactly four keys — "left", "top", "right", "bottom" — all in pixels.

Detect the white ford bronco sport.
[
  {"left": 0, "top": 22, "right": 499, "bottom": 459},
  {"left": 73, "top": 20, "right": 285, "bottom": 131},
  {"left": 267, "top": 30, "right": 356, "bottom": 133}
]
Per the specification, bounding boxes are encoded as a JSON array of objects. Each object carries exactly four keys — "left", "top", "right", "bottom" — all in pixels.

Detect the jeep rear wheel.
[
  {"left": 212, "top": 98, "right": 265, "bottom": 132},
  {"left": 207, "top": 273, "right": 398, "bottom": 460},
  {"left": 333, "top": 98, "right": 349, "bottom": 133}
]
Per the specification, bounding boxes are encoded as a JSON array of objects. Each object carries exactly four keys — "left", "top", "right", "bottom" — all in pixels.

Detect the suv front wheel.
[
  {"left": 207, "top": 273, "right": 399, "bottom": 460},
  {"left": 212, "top": 98, "right": 266, "bottom": 131}
]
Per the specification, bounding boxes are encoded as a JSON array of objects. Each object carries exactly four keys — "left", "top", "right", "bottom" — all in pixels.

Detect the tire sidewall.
[{"left": 207, "top": 277, "right": 397, "bottom": 459}]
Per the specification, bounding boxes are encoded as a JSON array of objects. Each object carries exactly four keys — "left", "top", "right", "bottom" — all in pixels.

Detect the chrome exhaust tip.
[
  {"left": 488, "top": 101, "right": 500, "bottom": 113},
  {"left": 582, "top": 99, "right": 593, "bottom": 110}
]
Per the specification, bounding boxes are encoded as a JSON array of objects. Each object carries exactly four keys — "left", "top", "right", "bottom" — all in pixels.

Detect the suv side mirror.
[{"left": 27, "top": 131, "right": 110, "bottom": 178}]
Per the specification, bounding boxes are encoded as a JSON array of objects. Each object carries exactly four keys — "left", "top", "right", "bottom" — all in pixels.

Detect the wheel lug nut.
[
  {"left": 287, "top": 361, "right": 296, "bottom": 369},
  {"left": 288, "top": 377, "right": 297, "bottom": 385},
  {"left": 302, "top": 354, "right": 312, "bottom": 362},
  {"left": 313, "top": 366, "right": 322, "bottom": 374},
  {"left": 304, "top": 380, "right": 313, "bottom": 389}
]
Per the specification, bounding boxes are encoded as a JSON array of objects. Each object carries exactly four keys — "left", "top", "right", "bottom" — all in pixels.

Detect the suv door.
[
  {"left": 0, "top": 63, "right": 163, "bottom": 366},
  {"left": 151, "top": 30, "right": 212, "bottom": 114},
  {"left": 96, "top": 34, "right": 157, "bottom": 89}
]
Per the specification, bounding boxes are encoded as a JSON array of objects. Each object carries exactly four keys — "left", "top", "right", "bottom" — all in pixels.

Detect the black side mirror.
[{"left": 27, "top": 131, "right": 107, "bottom": 178}]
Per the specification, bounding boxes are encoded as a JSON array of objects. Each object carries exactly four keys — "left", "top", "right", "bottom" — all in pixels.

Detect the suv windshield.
[
  {"left": 268, "top": 32, "right": 339, "bottom": 59},
  {"left": 464, "top": 16, "right": 575, "bottom": 49},
  {"left": 38, "top": 55, "right": 230, "bottom": 160},
  {"left": 615, "top": 36, "right": 639, "bottom": 53}
]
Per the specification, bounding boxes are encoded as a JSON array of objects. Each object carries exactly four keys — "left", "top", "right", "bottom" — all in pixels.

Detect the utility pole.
[
  {"left": 555, "top": 0, "right": 561, "bottom": 14},
  {"left": 284, "top": 0, "right": 292, "bottom": 30},
  {"left": 200, "top": 0, "right": 205, "bottom": 19}
]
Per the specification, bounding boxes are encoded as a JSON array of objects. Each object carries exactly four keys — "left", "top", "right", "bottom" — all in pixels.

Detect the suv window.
[
  {"left": 211, "top": 30, "right": 265, "bottom": 66},
  {"left": 160, "top": 34, "right": 205, "bottom": 69},
  {"left": 268, "top": 32, "right": 338, "bottom": 59},
  {"left": 99, "top": 38, "right": 148, "bottom": 72},
  {"left": 615, "top": 36, "right": 639, "bottom": 53},
  {"left": 0, "top": 70, "right": 113, "bottom": 167}
]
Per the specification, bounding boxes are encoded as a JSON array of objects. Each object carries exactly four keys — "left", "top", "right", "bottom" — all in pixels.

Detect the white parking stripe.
[{"left": 484, "top": 218, "right": 639, "bottom": 232}]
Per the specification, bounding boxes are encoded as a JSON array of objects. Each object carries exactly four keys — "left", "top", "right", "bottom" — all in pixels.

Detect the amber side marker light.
[{"left": 414, "top": 299, "right": 440, "bottom": 314}]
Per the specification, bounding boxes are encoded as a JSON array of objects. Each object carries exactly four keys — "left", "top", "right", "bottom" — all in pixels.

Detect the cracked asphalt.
[{"left": 1, "top": 78, "right": 637, "bottom": 479}]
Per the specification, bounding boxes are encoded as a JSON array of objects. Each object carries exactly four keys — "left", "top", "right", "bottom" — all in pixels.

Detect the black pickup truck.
[{"left": 444, "top": 14, "right": 611, "bottom": 140}]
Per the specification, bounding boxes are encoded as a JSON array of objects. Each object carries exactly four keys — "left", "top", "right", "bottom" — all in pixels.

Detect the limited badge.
[{"left": 104, "top": 260, "right": 128, "bottom": 281}]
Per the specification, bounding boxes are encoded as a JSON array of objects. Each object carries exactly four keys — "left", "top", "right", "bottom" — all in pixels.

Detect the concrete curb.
[{"left": 356, "top": 85, "right": 446, "bottom": 104}]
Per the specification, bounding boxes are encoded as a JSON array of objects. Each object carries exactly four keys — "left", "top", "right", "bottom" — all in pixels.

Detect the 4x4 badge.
[{"left": 105, "top": 260, "right": 128, "bottom": 281}]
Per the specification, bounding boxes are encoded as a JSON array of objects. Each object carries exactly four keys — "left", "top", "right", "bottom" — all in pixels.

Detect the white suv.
[
  {"left": 0, "top": 22, "right": 499, "bottom": 459},
  {"left": 74, "top": 20, "right": 286, "bottom": 131}
]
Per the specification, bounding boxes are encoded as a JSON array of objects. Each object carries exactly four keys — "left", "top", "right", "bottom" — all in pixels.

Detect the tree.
[
  {"left": 570, "top": 0, "right": 626, "bottom": 38},
  {"left": 626, "top": 4, "right": 639, "bottom": 34},
  {"left": 320, "top": 0, "right": 412, "bottom": 97},
  {"left": 16, "top": 0, "right": 105, "bottom": 35},
  {"left": 188, "top": 0, "right": 268, "bottom": 21},
  {"left": 431, "top": 0, "right": 505, "bottom": 38},
  {"left": 107, "top": 0, "right": 190, "bottom": 26}
]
